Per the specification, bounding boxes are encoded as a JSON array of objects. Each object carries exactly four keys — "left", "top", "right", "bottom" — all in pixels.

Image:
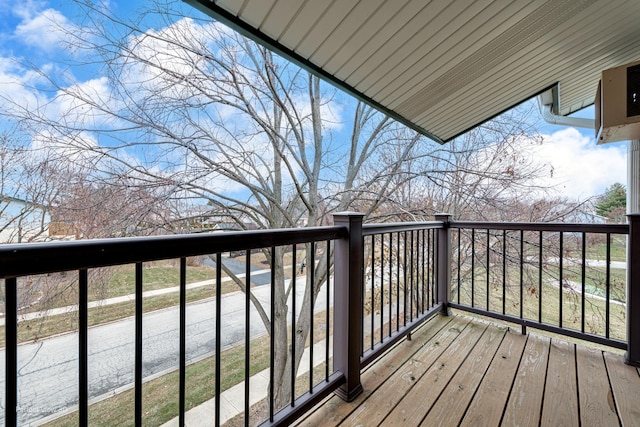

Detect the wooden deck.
[{"left": 296, "top": 314, "right": 640, "bottom": 427}]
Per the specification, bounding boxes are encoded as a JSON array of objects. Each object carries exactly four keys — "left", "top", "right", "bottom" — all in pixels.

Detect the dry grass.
[{"left": 452, "top": 265, "right": 627, "bottom": 341}]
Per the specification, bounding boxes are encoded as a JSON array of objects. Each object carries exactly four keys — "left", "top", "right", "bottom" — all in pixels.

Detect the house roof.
[
  {"left": 0, "top": 195, "right": 48, "bottom": 211},
  {"left": 184, "top": 0, "right": 640, "bottom": 144}
]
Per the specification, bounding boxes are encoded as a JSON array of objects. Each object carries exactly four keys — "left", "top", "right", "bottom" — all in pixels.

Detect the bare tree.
[
  {"left": 51, "top": 173, "right": 178, "bottom": 238},
  {"left": 0, "top": 0, "right": 575, "bottom": 411},
  {"left": 0, "top": 0, "right": 423, "bottom": 408},
  {"left": 0, "top": 131, "right": 59, "bottom": 243}
]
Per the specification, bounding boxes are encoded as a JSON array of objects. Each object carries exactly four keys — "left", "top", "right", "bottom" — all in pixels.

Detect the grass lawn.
[
  {"left": 14, "top": 262, "right": 218, "bottom": 318},
  {"left": 97, "top": 262, "right": 217, "bottom": 300},
  {"left": 6, "top": 268, "right": 239, "bottom": 347},
  {"left": 585, "top": 234, "right": 627, "bottom": 262},
  {"left": 452, "top": 263, "right": 627, "bottom": 341}
]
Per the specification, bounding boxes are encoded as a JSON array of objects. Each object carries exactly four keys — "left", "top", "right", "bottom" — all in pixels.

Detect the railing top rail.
[
  {"left": 362, "top": 221, "right": 443, "bottom": 236},
  {"left": 0, "top": 225, "right": 347, "bottom": 279},
  {"left": 451, "top": 221, "right": 629, "bottom": 234}
]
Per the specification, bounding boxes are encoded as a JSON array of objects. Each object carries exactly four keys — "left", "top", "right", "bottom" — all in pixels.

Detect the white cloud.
[
  {"left": 14, "top": 7, "right": 73, "bottom": 51},
  {"left": 10, "top": 0, "right": 45, "bottom": 20},
  {"left": 532, "top": 128, "right": 627, "bottom": 200},
  {"left": 0, "top": 57, "right": 48, "bottom": 112},
  {"left": 0, "top": 58, "right": 119, "bottom": 130},
  {"left": 49, "top": 76, "right": 119, "bottom": 129}
]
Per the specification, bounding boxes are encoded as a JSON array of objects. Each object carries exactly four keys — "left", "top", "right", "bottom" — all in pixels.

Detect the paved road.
[
  {"left": 205, "top": 255, "right": 291, "bottom": 286},
  {"left": 0, "top": 279, "right": 329, "bottom": 425}
]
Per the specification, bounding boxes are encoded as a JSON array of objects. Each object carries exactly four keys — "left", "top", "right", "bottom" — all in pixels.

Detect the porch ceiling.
[{"left": 184, "top": 0, "right": 640, "bottom": 144}]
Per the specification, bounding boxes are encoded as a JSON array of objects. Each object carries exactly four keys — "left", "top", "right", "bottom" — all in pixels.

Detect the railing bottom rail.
[
  {"left": 258, "top": 372, "right": 345, "bottom": 427},
  {"left": 360, "top": 305, "right": 443, "bottom": 368},
  {"left": 449, "top": 303, "right": 627, "bottom": 350}
]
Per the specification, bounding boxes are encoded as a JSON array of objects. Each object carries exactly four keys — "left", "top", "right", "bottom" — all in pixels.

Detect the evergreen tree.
[{"left": 596, "top": 183, "right": 626, "bottom": 218}]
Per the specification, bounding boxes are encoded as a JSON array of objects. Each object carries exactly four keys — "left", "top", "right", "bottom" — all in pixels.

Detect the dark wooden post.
[
  {"left": 626, "top": 214, "right": 640, "bottom": 366},
  {"left": 332, "top": 212, "right": 364, "bottom": 401},
  {"left": 435, "top": 213, "right": 452, "bottom": 316}
]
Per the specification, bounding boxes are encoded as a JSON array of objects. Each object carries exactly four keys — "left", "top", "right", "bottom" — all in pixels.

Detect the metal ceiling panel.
[{"left": 184, "top": 0, "right": 640, "bottom": 143}]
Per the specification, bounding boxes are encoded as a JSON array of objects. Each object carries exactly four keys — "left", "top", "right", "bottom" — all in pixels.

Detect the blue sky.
[{"left": 0, "top": 0, "right": 630, "bottom": 202}]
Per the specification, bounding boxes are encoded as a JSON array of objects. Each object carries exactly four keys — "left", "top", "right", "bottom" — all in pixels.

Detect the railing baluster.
[
  {"left": 421, "top": 230, "right": 425, "bottom": 313},
  {"left": 389, "top": 233, "right": 393, "bottom": 337},
  {"left": 431, "top": 229, "right": 435, "bottom": 306},
  {"left": 178, "top": 258, "right": 187, "bottom": 427},
  {"left": 309, "top": 242, "right": 315, "bottom": 393},
  {"left": 581, "top": 233, "right": 586, "bottom": 334},
  {"left": 606, "top": 233, "right": 611, "bottom": 338},
  {"left": 502, "top": 230, "right": 507, "bottom": 315},
  {"left": 269, "top": 247, "right": 275, "bottom": 422},
  {"left": 396, "top": 232, "right": 400, "bottom": 332},
  {"left": 421, "top": 230, "right": 425, "bottom": 314},
  {"left": 291, "top": 244, "right": 297, "bottom": 407},
  {"left": 135, "top": 262, "right": 143, "bottom": 427},
  {"left": 520, "top": 230, "right": 524, "bottom": 322},
  {"left": 422, "top": 229, "right": 426, "bottom": 311},
  {"left": 403, "top": 231, "right": 408, "bottom": 327},
  {"left": 6, "top": 277, "right": 17, "bottom": 426},
  {"left": 325, "top": 240, "right": 330, "bottom": 382},
  {"left": 410, "top": 230, "right": 414, "bottom": 321},
  {"left": 539, "top": 231, "right": 543, "bottom": 323},
  {"left": 421, "top": 229, "right": 424, "bottom": 312},
  {"left": 559, "top": 232, "right": 563, "bottom": 329},
  {"left": 380, "top": 234, "right": 385, "bottom": 343},
  {"left": 245, "top": 250, "right": 251, "bottom": 427},
  {"left": 370, "top": 235, "right": 375, "bottom": 350},
  {"left": 457, "top": 229, "right": 461, "bottom": 305},
  {"left": 215, "top": 253, "right": 222, "bottom": 426},
  {"left": 79, "top": 269, "right": 88, "bottom": 426},
  {"left": 486, "top": 229, "right": 490, "bottom": 311},
  {"left": 471, "top": 228, "right": 475, "bottom": 308}
]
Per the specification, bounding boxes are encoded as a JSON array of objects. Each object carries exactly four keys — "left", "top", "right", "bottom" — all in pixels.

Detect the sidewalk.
[{"left": 160, "top": 337, "right": 332, "bottom": 426}]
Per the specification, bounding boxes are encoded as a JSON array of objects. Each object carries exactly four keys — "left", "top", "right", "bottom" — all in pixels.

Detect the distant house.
[
  {"left": 212, "top": 221, "right": 241, "bottom": 231},
  {"left": 554, "top": 208, "right": 608, "bottom": 224},
  {"left": 0, "top": 196, "right": 50, "bottom": 243}
]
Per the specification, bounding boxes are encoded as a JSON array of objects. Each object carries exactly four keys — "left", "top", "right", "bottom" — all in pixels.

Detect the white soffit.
[{"left": 185, "top": 0, "right": 640, "bottom": 143}]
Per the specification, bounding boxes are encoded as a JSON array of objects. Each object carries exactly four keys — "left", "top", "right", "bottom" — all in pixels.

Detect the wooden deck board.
[
  {"left": 540, "top": 339, "right": 579, "bottom": 426},
  {"left": 295, "top": 314, "right": 455, "bottom": 427},
  {"left": 459, "top": 330, "right": 527, "bottom": 427},
  {"left": 501, "top": 333, "right": 550, "bottom": 427},
  {"left": 419, "top": 324, "right": 506, "bottom": 426},
  {"left": 576, "top": 345, "right": 620, "bottom": 426},
  {"left": 604, "top": 351, "right": 640, "bottom": 427},
  {"left": 297, "top": 314, "right": 640, "bottom": 427},
  {"left": 335, "top": 316, "right": 468, "bottom": 426},
  {"left": 378, "top": 321, "right": 488, "bottom": 426}
]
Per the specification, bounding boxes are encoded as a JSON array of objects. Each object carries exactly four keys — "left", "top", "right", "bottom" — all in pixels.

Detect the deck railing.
[
  {"left": 359, "top": 220, "right": 443, "bottom": 368},
  {"left": 448, "top": 220, "right": 629, "bottom": 349},
  {"left": 0, "top": 226, "right": 347, "bottom": 426},
  {"left": 1, "top": 212, "right": 639, "bottom": 426}
]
